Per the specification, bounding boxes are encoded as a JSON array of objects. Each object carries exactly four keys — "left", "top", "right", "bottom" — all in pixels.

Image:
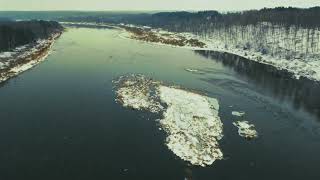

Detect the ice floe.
[
  {"left": 233, "top": 121, "right": 258, "bottom": 139},
  {"left": 232, "top": 111, "right": 246, "bottom": 117},
  {"left": 114, "top": 75, "right": 163, "bottom": 113},
  {"left": 114, "top": 74, "right": 223, "bottom": 166},
  {"left": 159, "top": 85, "right": 223, "bottom": 166}
]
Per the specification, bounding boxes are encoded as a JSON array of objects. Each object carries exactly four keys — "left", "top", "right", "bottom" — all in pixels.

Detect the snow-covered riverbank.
[
  {"left": 60, "top": 22, "right": 120, "bottom": 29},
  {"left": 0, "top": 32, "right": 62, "bottom": 83},
  {"left": 119, "top": 24, "right": 320, "bottom": 81},
  {"left": 57, "top": 22, "right": 320, "bottom": 81},
  {"left": 198, "top": 36, "right": 320, "bottom": 81}
]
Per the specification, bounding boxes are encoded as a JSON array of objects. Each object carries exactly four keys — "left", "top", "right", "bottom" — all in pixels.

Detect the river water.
[{"left": 0, "top": 28, "right": 319, "bottom": 180}]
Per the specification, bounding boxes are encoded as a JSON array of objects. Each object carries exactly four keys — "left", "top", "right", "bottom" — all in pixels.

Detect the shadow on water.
[{"left": 194, "top": 50, "right": 320, "bottom": 120}]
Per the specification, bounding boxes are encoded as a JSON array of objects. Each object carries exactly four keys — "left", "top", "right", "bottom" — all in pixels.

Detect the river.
[{"left": 0, "top": 27, "right": 319, "bottom": 179}]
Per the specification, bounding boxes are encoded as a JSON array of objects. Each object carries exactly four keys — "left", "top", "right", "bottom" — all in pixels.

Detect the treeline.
[
  {"left": 120, "top": 7, "right": 320, "bottom": 29},
  {"left": 0, "top": 20, "right": 63, "bottom": 52}
]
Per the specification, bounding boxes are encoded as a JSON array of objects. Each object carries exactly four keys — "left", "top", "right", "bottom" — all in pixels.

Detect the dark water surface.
[{"left": 0, "top": 28, "right": 319, "bottom": 180}]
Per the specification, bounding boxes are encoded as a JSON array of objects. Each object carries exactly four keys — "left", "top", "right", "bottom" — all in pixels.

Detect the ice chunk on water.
[
  {"left": 232, "top": 111, "right": 245, "bottom": 117},
  {"left": 115, "top": 75, "right": 163, "bottom": 113},
  {"left": 159, "top": 85, "right": 223, "bottom": 166},
  {"left": 233, "top": 121, "right": 258, "bottom": 139}
]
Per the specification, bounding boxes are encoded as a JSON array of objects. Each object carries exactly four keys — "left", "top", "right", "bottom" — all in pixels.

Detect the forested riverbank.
[{"left": 0, "top": 20, "right": 63, "bottom": 83}]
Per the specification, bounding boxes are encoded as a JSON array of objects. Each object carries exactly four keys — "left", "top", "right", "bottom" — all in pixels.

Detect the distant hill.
[
  {"left": 1, "top": 7, "right": 319, "bottom": 28},
  {"left": 0, "top": 20, "right": 63, "bottom": 52}
]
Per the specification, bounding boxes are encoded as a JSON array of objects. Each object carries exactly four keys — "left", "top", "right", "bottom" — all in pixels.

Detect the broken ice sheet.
[
  {"left": 114, "top": 74, "right": 224, "bottom": 167},
  {"left": 233, "top": 121, "right": 258, "bottom": 139}
]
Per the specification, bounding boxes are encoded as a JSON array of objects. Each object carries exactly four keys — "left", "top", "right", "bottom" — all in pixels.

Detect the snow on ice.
[
  {"left": 115, "top": 74, "right": 223, "bottom": 166},
  {"left": 159, "top": 85, "right": 223, "bottom": 166}
]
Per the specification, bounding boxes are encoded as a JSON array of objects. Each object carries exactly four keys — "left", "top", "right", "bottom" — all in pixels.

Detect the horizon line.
[{"left": 0, "top": 6, "right": 319, "bottom": 13}]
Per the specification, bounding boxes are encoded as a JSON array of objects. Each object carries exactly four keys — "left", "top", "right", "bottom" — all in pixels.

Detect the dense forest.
[
  {"left": 120, "top": 7, "right": 320, "bottom": 28},
  {"left": 0, "top": 20, "right": 63, "bottom": 52}
]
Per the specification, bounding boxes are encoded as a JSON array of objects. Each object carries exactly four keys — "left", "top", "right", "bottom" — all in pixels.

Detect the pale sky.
[{"left": 0, "top": 0, "right": 319, "bottom": 11}]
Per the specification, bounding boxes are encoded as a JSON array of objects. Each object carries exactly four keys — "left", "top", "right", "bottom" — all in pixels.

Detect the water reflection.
[{"left": 194, "top": 50, "right": 320, "bottom": 120}]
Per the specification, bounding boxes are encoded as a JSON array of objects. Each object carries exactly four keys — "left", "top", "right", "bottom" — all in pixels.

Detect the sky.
[{"left": 0, "top": 0, "right": 319, "bottom": 11}]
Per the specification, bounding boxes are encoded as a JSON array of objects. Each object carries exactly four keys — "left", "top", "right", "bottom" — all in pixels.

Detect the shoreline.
[
  {"left": 0, "top": 32, "right": 62, "bottom": 84},
  {"left": 118, "top": 24, "right": 320, "bottom": 82},
  {"left": 31, "top": 22, "right": 320, "bottom": 82}
]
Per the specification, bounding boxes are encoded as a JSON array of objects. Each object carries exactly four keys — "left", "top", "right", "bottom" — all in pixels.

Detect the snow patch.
[
  {"left": 9, "top": 48, "right": 51, "bottom": 74},
  {"left": 0, "top": 32, "right": 61, "bottom": 84},
  {"left": 0, "top": 52, "right": 14, "bottom": 58},
  {"left": 114, "top": 75, "right": 163, "bottom": 113},
  {"left": 14, "top": 45, "right": 27, "bottom": 51},
  {"left": 0, "top": 62, "right": 5, "bottom": 70}
]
